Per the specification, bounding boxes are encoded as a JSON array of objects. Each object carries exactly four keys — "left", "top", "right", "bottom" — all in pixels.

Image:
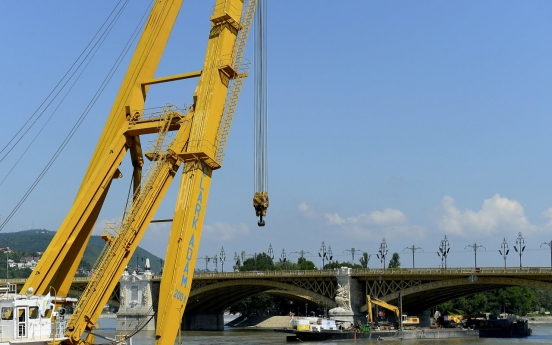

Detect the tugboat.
[{"left": 465, "top": 317, "right": 532, "bottom": 338}]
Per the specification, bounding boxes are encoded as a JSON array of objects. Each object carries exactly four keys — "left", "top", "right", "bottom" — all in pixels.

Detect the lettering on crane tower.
[
  {"left": 175, "top": 164, "right": 210, "bottom": 302},
  {"left": 192, "top": 164, "right": 209, "bottom": 230}
]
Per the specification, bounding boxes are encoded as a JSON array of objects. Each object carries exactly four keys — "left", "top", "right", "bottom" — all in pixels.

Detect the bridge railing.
[
  {"left": 192, "top": 269, "right": 338, "bottom": 278},
  {"left": 351, "top": 266, "right": 552, "bottom": 275},
  {"left": 192, "top": 266, "right": 552, "bottom": 278}
]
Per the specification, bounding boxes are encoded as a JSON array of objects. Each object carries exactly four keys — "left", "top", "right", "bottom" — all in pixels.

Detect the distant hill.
[{"left": 0, "top": 229, "right": 163, "bottom": 274}]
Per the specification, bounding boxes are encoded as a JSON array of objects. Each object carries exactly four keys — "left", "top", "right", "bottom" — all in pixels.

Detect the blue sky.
[{"left": 2, "top": 1, "right": 552, "bottom": 270}]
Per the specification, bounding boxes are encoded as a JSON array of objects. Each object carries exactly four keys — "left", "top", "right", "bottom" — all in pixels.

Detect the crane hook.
[{"left": 258, "top": 214, "right": 265, "bottom": 227}]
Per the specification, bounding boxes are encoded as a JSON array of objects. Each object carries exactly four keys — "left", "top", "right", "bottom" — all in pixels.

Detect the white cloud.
[
  {"left": 323, "top": 208, "right": 425, "bottom": 241},
  {"left": 436, "top": 194, "right": 538, "bottom": 237},
  {"left": 203, "top": 222, "right": 250, "bottom": 241},
  {"left": 93, "top": 217, "right": 122, "bottom": 236},
  {"left": 298, "top": 202, "right": 316, "bottom": 219}
]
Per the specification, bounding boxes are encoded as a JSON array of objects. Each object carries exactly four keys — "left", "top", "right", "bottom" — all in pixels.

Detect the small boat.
[{"left": 0, "top": 283, "right": 75, "bottom": 345}]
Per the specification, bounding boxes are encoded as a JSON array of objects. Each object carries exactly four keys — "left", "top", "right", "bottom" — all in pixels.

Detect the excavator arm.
[{"left": 366, "top": 295, "right": 400, "bottom": 324}]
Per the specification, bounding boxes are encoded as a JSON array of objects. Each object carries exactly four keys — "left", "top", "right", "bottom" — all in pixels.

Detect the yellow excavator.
[
  {"left": 20, "top": 1, "right": 265, "bottom": 345},
  {"left": 366, "top": 295, "right": 420, "bottom": 330}
]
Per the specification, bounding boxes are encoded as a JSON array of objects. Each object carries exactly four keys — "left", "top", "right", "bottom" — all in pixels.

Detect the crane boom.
[{"left": 21, "top": 1, "right": 259, "bottom": 345}]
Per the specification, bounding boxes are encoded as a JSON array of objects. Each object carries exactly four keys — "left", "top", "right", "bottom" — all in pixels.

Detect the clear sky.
[{"left": 2, "top": 1, "right": 552, "bottom": 271}]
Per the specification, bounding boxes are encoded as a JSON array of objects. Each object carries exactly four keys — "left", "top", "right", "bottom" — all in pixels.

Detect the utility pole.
[
  {"left": 514, "top": 232, "right": 525, "bottom": 268},
  {"left": 220, "top": 247, "right": 226, "bottom": 273},
  {"left": 465, "top": 243, "right": 485, "bottom": 269},
  {"left": 199, "top": 255, "right": 210, "bottom": 272},
  {"left": 403, "top": 245, "right": 423, "bottom": 269},
  {"left": 344, "top": 248, "right": 363, "bottom": 266},
  {"left": 377, "top": 239, "right": 388, "bottom": 269},
  {"left": 437, "top": 235, "right": 450, "bottom": 269},
  {"left": 290, "top": 250, "right": 312, "bottom": 270},
  {"left": 499, "top": 238, "right": 509, "bottom": 269}
]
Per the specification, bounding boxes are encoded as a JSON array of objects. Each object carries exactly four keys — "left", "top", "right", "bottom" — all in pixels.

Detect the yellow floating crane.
[{"left": 21, "top": 1, "right": 262, "bottom": 344}]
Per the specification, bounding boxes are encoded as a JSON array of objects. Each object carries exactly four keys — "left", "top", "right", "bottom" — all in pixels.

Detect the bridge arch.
[
  {"left": 362, "top": 276, "right": 552, "bottom": 312},
  {"left": 186, "top": 279, "right": 336, "bottom": 312}
]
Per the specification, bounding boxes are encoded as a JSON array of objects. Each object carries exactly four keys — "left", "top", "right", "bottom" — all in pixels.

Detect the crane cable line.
[
  {"left": 0, "top": 2, "right": 154, "bottom": 232},
  {"left": 253, "top": 0, "right": 269, "bottom": 226},
  {"left": 0, "top": 0, "right": 130, "bottom": 164}
]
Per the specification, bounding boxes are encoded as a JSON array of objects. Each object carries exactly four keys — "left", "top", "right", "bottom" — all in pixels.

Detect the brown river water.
[{"left": 94, "top": 316, "right": 552, "bottom": 345}]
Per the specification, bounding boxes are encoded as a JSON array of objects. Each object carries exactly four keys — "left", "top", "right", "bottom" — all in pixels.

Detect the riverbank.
[{"left": 226, "top": 315, "right": 294, "bottom": 329}]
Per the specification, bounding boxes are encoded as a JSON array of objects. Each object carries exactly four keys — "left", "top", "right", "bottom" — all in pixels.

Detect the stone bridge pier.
[{"left": 328, "top": 267, "right": 364, "bottom": 326}]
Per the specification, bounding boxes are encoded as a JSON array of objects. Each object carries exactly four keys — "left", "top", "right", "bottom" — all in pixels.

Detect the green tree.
[
  {"left": 359, "top": 252, "right": 370, "bottom": 268},
  {"left": 388, "top": 253, "right": 400, "bottom": 268},
  {"left": 324, "top": 261, "right": 352, "bottom": 269},
  {"left": 241, "top": 252, "right": 274, "bottom": 271},
  {"left": 297, "top": 257, "right": 316, "bottom": 270}
]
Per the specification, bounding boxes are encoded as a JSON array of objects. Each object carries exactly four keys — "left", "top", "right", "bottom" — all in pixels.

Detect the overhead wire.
[
  {"left": 0, "top": 0, "right": 128, "bottom": 164},
  {"left": 0, "top": 0, "right": 131, "bottom": 188},
  {"left": 0, "top": 2, "right": 154, "bottom": 232}
]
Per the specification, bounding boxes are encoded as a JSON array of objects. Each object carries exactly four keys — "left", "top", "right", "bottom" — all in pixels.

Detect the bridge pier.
[
  {"left": 419, "top": 310, "right": 432, "bottom": 327},
  {"left": 181, "top": 311, "right": 224, "bottom": 331},
  {"left": 328, "top": 267, "right": 364, "bottom": 326},
  {"left": 116, "top": 264, "right": 157, "bottom": 331}
]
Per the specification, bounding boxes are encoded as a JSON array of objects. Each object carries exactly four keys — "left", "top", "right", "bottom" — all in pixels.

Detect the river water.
[{"left": 95, "top": 317, "right": 552, "bottom": 345}]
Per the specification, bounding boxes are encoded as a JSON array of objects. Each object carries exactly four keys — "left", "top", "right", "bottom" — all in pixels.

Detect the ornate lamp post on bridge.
[
  {"left": 437, "top": 236, "right": 450, "bottom": 269},
  {"left": 465, "top": 243, "right": 485, "bottom": 270},
  {"left": 377, "top": 238, "right": 388, "bottom": 270},
  {"left": 403, "top": 245, "right": 423, "bottom": 269},
  {"left": 541, "top": 240, "right": 552, "bottom": 268},
  {"left": 279, "top": 248, "right": 287, "bottom": 264},
  {"left": 499, "top": 238, "right": 509, "bottom": 269},
  {"left": 319, "top": 241, "right": 332, "bottom": 269},
  {"left": 514, "top": 232, "right": 525, "bottom": 268},
  {"left": 220, "top": 247, "right": 226, "bottom": 272}
]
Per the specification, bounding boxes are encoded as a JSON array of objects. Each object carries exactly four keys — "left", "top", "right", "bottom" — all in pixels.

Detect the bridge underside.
[
  {"left": 185, "top": 278, "right": 337, "bottom": 313},
  {"left": 360, "top": 276, "right": 552, "bottom": 313}
]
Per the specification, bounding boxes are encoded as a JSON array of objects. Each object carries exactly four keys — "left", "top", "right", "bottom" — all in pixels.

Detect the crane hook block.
[{"left": 253, "top": 191, "right": 269, "bottom": 227}]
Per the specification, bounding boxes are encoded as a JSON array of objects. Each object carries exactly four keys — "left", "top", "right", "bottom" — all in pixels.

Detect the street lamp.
[
  {"left": 437, "top": 236, "right": 450, "bottom": 269},
  {"left": 541, "top": 240, "right": 552, "bottom": 268},
  {"left": 328, "top": 246, "right": 334, "bottom": 265},
  {"left": 499, "top": 238, "right": 509, "bottom": 269},
  {"left": 377, "top": 239, "right": 388, "bottom": 269},
  {"left": 403, "top": 245, "right": 423, "bottom": 269},
  {"left": 465, "top": 243, "right": 485, "bottom": 269},
  {"left": 220, "top": 247, "right": 226, "bottom": 272},
  {"left": 280, "top": 248, "right": 287, "bottom": 263},
  {"left": 268, "top": 244, "right": 274, "bottom": 259},
  {"left": 319, "top": 241, "right": 332, "bottom": 269},
  {"left": 514, "top": 232, "right": 525, "bottom": 268},
  {"left": 344, "top": 248, "right": 363, "bottom": 266}
]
